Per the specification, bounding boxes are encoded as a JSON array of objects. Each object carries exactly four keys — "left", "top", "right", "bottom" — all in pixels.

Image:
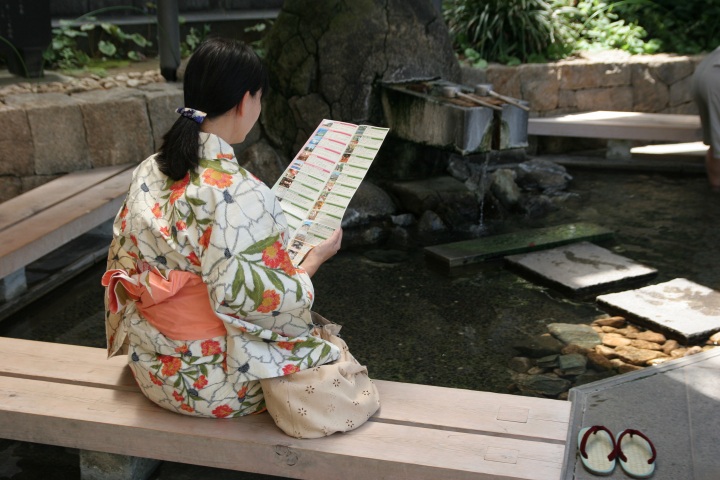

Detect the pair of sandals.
[{"left": 578, "top": 425, "right": 656, "bottom": 478}]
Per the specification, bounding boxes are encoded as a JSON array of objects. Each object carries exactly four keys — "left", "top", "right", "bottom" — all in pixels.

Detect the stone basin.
[{"left": 381, "top": 80, "right": 528, "bottom": 155}]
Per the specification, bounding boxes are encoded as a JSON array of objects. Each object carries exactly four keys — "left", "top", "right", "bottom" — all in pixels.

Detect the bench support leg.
[
  {"left": 79, "top": 450, "right": 161, "bottom": 480},
  {"left": 0, "top": 269, "right": 27, "bottom": 302},
  {"left": 606, "top": 139, "right": 633, "bottom": 160}
]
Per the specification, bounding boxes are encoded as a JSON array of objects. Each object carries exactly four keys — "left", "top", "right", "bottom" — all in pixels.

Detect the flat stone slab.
[
  {"left": 425, "top": 222, "right": 613, "bottom": 267},
  {"left": 596, "top": 278, "right": 720, "bottom": 344},
  {"left": 505, "top": 241, "right": 657, "bottom": 296},
  {"left": 564, "top": 348, "right": 720, "bottom": 479}
]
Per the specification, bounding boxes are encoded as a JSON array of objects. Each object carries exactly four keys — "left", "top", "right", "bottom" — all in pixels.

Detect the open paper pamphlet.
[{"left": 271, "top": 119, "right": 389, "bottom": 265}]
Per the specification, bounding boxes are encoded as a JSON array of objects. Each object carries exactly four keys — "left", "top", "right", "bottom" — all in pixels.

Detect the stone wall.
[
  {"left": 461, "top": 52, "right": 703, "bottom": 117},
  {"left": 0, "top": 81, "right": 182, "bottom": 203}
]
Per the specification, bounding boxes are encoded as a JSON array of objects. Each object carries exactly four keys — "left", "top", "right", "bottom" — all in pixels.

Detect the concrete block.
[
  {"left": 559, "top": 62, "right": 630, "bottom": 90},
  {"left": 631, "top": 64, "right": 670, "bottom": 112},
  {"left": 0, "top": 176, "right": 22, "bottom": 203},
  {"left": 4, "top": 93, "right": 90, "bottom": 174},
  {"left": 381, "top": 83, "right": 495, "bottom": 155},
  {"left": 564, "top": 348, "right": 720, "bottom": 479},
  {"left": 0, "top": 105, "right": 34, "bottom": 175},
  {"left": 0, "top": 268, "right": 27, "bottom": 301},
  {"left": 519, "top": 64, "right": 559, "bottom": 112},
  {"left": 141, "top": 83, "right": 183, "bottom": 151},
  {"left": 20, "top": 174, "right": 62, "bottom": 193},
  {"left": 596, "top": 278, "right": 720, "bottom": 344},
  {"left": 75, "top": 88, "right": 154, "bottom": 167},
  {"left": 79, "top": 450, "right": 161, "bottom": 480},
  {"left": 669, "top": 74, "right": 694, "bottom": 107},
  {"left": 485, "top": 65, "right": 523, "bottom": 99},
  {"left": 505, "top": 241, "right": 657, "bottom": 297},
  {"left": 498, "top": 103, "right": 529, "bottom": 149},
  {"left": 574, "top": 86, "right": 633, "bottom": 112}
]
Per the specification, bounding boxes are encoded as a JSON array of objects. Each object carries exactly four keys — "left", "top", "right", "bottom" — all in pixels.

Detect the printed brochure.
[{"left": 271, "top": 119, "right": 389, "bottom": 265}]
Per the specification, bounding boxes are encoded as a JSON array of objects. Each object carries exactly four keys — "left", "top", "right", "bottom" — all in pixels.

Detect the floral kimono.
[{"left": 104, "top": 132, "right": 340, "bottom": 418}]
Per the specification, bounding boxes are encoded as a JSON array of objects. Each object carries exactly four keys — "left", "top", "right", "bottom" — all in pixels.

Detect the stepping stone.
[
  {"left": 596, "top": 278, "right": 720, "bottom": 344},
  {"left": 425, "top": 222, "right": 613, "bottom": 268},
  {"left": 505, "top": 241, "right": 657, "bottom": 297}
]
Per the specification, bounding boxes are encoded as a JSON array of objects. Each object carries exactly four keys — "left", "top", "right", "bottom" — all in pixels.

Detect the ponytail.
[{"left": 156, "top": 117, "right": 201, "bottom": 180}]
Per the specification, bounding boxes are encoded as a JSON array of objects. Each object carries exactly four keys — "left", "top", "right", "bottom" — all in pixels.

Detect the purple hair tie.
[{"left": 176, "top": 107, "right": 207, "bottom": 124}]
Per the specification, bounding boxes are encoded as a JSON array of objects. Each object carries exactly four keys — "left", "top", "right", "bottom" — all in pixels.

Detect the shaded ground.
[{"left": 1, "top": 165, "right": 719, "bottom": 479}]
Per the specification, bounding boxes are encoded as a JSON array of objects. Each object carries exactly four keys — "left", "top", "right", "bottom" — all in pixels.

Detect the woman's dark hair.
[{"left": 156, "top": 37, "right": 268, "bottom": 180}]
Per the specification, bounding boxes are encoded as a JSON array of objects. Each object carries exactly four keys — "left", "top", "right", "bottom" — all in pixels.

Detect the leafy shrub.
[
  {"left": 612, "top": 0, "right": 720, "bottom": 54},
  {"left": 180, "top": 25, "right": 211, "bottom": 58},
  {"left": 556, "top": 1, "right": 660, "bottom": 55},
  {"left": 443, "top": 0, "right": 683, "bottom": 65},
  {"left": 43, "top": 19, "right": 152, "bottom": 71},
  {"left": 443, "top": 0, "right": 574, "bottom": 64}
]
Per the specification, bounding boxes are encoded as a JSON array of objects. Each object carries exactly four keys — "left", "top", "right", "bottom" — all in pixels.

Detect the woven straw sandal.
[
  {"left": 578, "top": 425, "right": 617, "bottom": 476},
  {"left": 615, "top": 429, "right": 657, "bottom": 478}
]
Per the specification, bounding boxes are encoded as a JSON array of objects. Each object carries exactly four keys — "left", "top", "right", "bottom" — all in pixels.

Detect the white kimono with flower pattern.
[{"left": 105, "top": 132, "right": 340, "bottom": 418}]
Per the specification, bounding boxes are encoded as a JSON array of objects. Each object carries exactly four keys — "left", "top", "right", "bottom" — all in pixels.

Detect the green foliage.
[
  {"left": 43, "top": 18, "right": 152, "bottom": 71},
  {"left": 611, "top": 1, "right": 720, "bottom": 54},
  {"left": 180, "top": 25, "right": 211, "bottom": 58},
  {"left": 42, "top": 20, "right": 91, "bottom": 70},
  {"left": 443, "top": 0, "right": 572, "bottom": 64},
  {"left": 462, "top": 48, "right": 488, "bottom": 68},
  {"left": 244, "top": 22, "right": 273, "bottom": 59},
  {"left": 443, "top": 0, "right": 713, "bottom": 65},
  {"left": 555, "top": 0, "right": 660, "bottom": 55}
]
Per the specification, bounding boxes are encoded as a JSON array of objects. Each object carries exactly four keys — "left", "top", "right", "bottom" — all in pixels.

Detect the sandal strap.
[
  {"left": 616, "top": 429, "right": 657, "bottom": 464},
  {"left": 579, "top": 425, "right": 617, "bottom": 461}
]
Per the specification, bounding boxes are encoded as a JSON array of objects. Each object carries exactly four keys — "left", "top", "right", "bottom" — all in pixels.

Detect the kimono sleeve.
[{"left": 197, "top": 176, "right": 315, "bottom": 334}]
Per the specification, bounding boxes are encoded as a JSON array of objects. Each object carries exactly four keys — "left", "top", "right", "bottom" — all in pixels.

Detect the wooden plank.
[
  {"left": 373, "top": 380, "right": 570, "bottom": 443},
  {"left": 0, "top": 168, "right": 132, "bottom": 278},
  {"left": 0, "top": 337, "right": 135, "bottom": 390},
  {"left": 0, "top": 376, "right": 565, "bottom": 480},
  {"left": 0, "top": 164, "right": 134, "bottom": 231},
  {"left": 425, "top": 223, "right": 614, "bottom": 268},
  {"left": 528, "top": 111, "right": 702, "bottom": 142},
  {"left": 0, "top": 338, "right": 570, "bottom": 443}
]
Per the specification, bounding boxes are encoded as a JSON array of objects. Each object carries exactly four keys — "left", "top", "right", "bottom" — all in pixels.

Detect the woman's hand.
[{"left": 300, "top": 228, "right": 342, "bottom": 277}]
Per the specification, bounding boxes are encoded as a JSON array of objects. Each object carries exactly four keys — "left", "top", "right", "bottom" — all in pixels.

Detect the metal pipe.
[{"left": 157, "top": 0, "right": 180, "bottom": 82}]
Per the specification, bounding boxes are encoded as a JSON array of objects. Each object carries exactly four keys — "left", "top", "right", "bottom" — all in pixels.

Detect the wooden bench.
[
  {"left": 0, "top": 164, "right": 134, "bottom": 304},
  {"left": 528, "top": 110, "right": 704, "bottom": 159},
  {"left": 0, "top": 337, "right": 571, "bottom": 480}
]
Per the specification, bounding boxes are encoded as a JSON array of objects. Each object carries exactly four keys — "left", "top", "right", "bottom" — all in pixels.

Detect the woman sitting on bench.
[{"left": 101, "top": 38, "right": 373, "bottom": 435}]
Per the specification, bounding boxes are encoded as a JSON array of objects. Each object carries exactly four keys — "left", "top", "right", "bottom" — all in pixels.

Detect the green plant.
[
  {"left": 555, "top": 1, "right": 660, "bottom": 55},
  {"left": 42, "top": 20, "right": 92, "bottom": 70},
  {"left": 244, "top": 21, "right": 273, "bottom": 59},
  {"left": 462, "top": 48, "right": 488, "bottom": 68},
  {"left": 443, "top": 0, "right": 670, "bottom": 65},
  {"left": 612, "top": 0, "right": 720, "bottom": 54},
  {"left": 443, "top": 0, "right": 574, "bottom": 64},
  {"left": 43, "top": 5, "right": 154, "bottom": 72},
  {"left": 180, "top": 25, "right": 211, "bottom": 58},
  {"left": 95, "top": 21, "right": 152, "bottom": 61}
]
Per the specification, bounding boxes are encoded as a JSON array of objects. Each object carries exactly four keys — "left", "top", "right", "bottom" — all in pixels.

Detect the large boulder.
[{"left": 262, "top": 0, "right": 461, "bottom": 155}]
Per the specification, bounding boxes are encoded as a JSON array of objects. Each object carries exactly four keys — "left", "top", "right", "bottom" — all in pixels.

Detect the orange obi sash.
[{"left": 102, "top": 267, "right": 226, "bottom": 341}]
